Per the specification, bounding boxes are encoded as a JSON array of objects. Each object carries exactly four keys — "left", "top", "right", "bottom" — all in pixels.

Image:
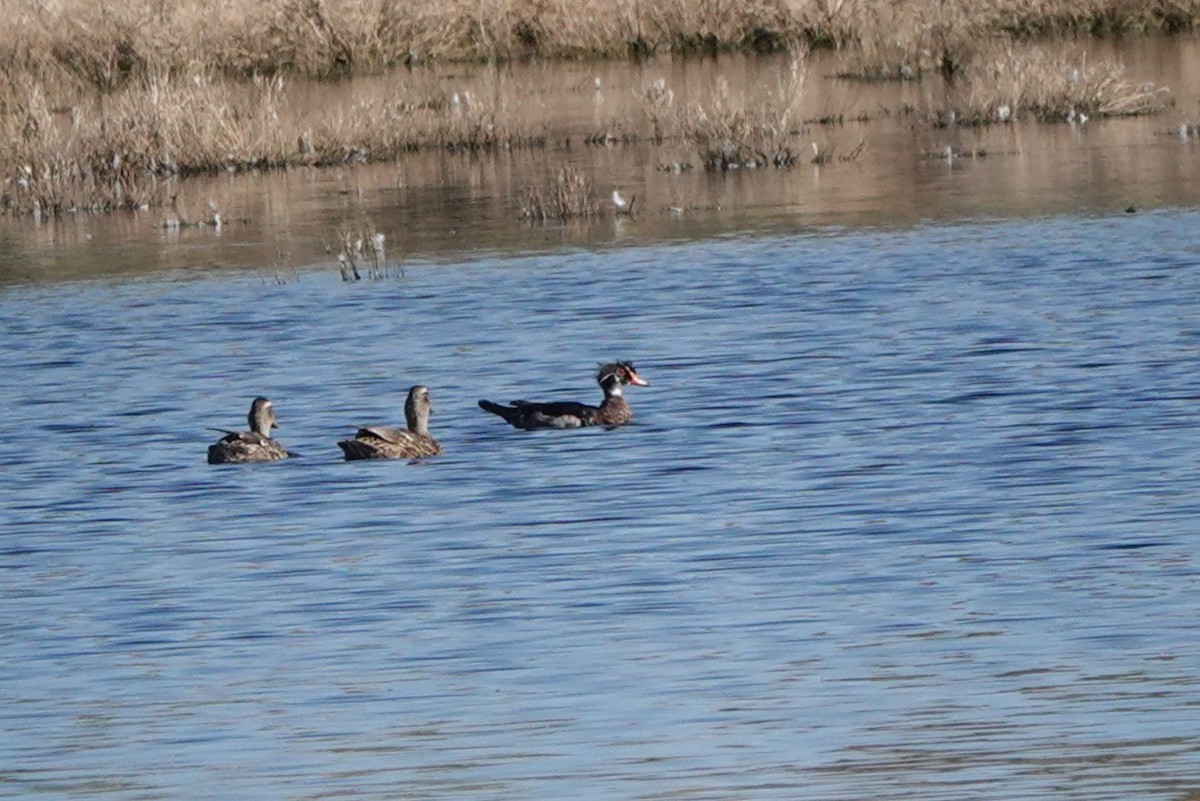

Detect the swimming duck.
[
  {"left": 207, "top": 397, "right": 289, "bottom": 464},
  {"left": 338, "top": 385, "right": 443, "bottom": 460},
  {"left": 478, "top": 361, "right": 649, "bottom": 430}
]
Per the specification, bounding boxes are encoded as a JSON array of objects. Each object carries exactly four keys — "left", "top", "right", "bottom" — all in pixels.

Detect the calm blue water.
[{"left": 3, "top": 210, "right": 1199, "bottom": 800}]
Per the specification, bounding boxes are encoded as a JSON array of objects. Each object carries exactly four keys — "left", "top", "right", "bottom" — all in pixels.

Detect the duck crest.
[{"left": 478, "top": 361, "right": 649, "bottom": 430}]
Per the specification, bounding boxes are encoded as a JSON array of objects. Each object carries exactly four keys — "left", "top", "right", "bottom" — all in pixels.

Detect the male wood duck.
[
  {"left": 478, "top": 361, "right": 649, "bottom": 430},
  {"left": 207, "top": 397, "right": 290, "bottom": 464},
  {"left": 338, "top": 385, "right": 443, "bottom": 460}
]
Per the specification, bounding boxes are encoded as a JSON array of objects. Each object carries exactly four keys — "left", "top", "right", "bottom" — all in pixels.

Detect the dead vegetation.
[
  {"left": 0, "top": 0, "right": 1190, "bottom": 216},
  {"left": 0, "top": 0, "right": 807, "bottom": 84},
  {"left": 678, "top": 59, "right": 811, "bottom": 170},
  {"left": 519, "top": 165, "right": 600, "bottom": 222},
  {"left": 991, "top": 0, "right": 1200, "bottom": 36},
  {"left": 2, "top": 0, "right": 1195, "bottom": 88},
  {"left": 332, "top": 224, "right": 398, "bottom": 280},
  {"left": 309, "top": 79, "right": 548, "bottom": 161},
  {"left": 955, "top": 47, "right": 1173, "bottom": 123},
  {"left": 0, "top": 67, "right": 552, "bottom": 215},
  {"left": 0, "top": 70, "right": 297, "bottom": 214},
  {"left": 834, "top": 0, "right": 993, "bottom": 81},
  {"left": 914, "top": 47, "right": 1173, "bottom": 128},
  {"left": 834, "top": 0, "right": 1200, "bottom": 81},
  {"left": 635, "top": 78, "right": 676, "bottom": 144}
]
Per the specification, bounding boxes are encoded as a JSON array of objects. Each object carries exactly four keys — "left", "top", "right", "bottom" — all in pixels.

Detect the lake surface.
[
  {"left": 4, "top": 211, "right": 1200, "bottom": 799},
  {"left": 3, "top": 39, "right": 1200, "bottom": 801}
]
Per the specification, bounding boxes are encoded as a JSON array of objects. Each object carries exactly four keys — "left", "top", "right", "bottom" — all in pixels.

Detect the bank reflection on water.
[{"left": 1, "top": 37, "right": 1199, "bottom": 284}]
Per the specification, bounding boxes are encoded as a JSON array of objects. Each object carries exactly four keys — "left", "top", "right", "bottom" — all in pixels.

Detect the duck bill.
[{"left": 628, "top": 371, "right": 649, "bottom": 386}]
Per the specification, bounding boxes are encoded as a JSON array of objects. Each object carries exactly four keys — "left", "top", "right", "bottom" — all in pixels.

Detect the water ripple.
[{"left": 2, "top": 211, "right": 1199, "bottom": 799}]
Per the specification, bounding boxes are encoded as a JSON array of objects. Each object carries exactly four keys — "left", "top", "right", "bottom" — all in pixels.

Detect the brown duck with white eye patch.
[
  {"left": 207, "top": 397, "right": 290, "bottom": 464},
  {"left": 478, "top": 361, "right": 650, "bottom": 430},
  {"left": 339, "top": 385, "right": 444, "bottom": 460}
]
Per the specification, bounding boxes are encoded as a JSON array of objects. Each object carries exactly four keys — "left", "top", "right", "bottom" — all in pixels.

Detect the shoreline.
[
  {"left": 5, "top": 0, "right": 1198, "bottom": 79},
  {"left": 0, "top": 1, "right": 1194, "bottom": 218}
]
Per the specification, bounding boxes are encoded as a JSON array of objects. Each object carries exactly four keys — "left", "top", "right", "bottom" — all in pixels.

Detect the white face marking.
[{"left": 609, "top": 385, "right": 622, "bottom": 397}]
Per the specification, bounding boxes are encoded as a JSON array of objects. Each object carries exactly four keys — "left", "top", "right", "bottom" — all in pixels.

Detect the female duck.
[
  {"left": 478, "top": 361, "right": 649, "bottom": 430},
  {"left": 207, "top": 397, "right": 290, "bottom": 464},
  {"left": 339, "top": 385, "right": 443, "bottom": 460}
]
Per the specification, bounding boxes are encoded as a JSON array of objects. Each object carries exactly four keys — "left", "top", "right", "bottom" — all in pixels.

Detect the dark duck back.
[{"left": 478, "top": 361, "right": 649, "bottom": 430}]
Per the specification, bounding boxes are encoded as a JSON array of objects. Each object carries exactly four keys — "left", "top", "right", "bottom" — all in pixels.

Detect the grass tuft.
[
  {"left": 679, "top": 57, "right": 809, "bottom": 170},
  {"left": 636, "top": 78, "right": 676, "bottom": 144},
  {"left": 333, "top": 224, "right": 397, "bottom": 281},
  {"left": 519, "top": 165, "right": 599, "bottom": 222},
  {"left": 957, "top": 47, "right": 1172, "bottom": 123}
]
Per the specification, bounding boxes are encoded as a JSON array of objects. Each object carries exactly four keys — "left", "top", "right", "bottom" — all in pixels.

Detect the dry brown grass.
[
  {"left": 992, "top": 0, "right": 1200, "bottom": 35},
  {"left": 518, "top": 165, "right": 599, "bottom": 222},
  {"left": 0, "top": 0, "right": 1192, "bottom": 215},
  {"left": 332, "top": 224, "right": 398, "bottom": 280},
  {"left": 309, "top": 76, "right": 548, "bottom": 162},
  {"left": 956, "top": 46, "right": 1173, "bottom": 123},
  {"left": 833, "top": 0, "right": 995, "bottom": 80},
  {"left": 0, "top": 0, "right": 807, "bottom": 87},
  {"left": 835, "top": 0, "right": 1200, "bottom": 80},
  {"left": 635, "top": 78, "right": 677, "bottom": 144},
  {"left": 4, "top": 0, "right": 1195, "bottom": 90},
  {"left": 0, "top": 70, "right": 293, "bottom": 214},
  {"left": 0, "top": 66, "right": 552, "bottom": 215},
  {"left": 678, "top": 58, "right": 810, "bottom": 170}
]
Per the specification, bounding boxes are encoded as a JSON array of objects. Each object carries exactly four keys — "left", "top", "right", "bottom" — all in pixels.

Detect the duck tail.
[
  {"left": 478, "top": 399, "right": 519, "bottom": 425},
  {"left": 338, "top": 439, "right": 376, "bottom": 461}
]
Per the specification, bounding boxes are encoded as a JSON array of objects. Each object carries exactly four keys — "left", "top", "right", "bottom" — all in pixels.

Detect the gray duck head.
[
  {"left": 404, "top": 385, "right": 434, "bottom": 435},
  {"left": 248, "top": 397, "right": 279, "bottom": 437}
]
